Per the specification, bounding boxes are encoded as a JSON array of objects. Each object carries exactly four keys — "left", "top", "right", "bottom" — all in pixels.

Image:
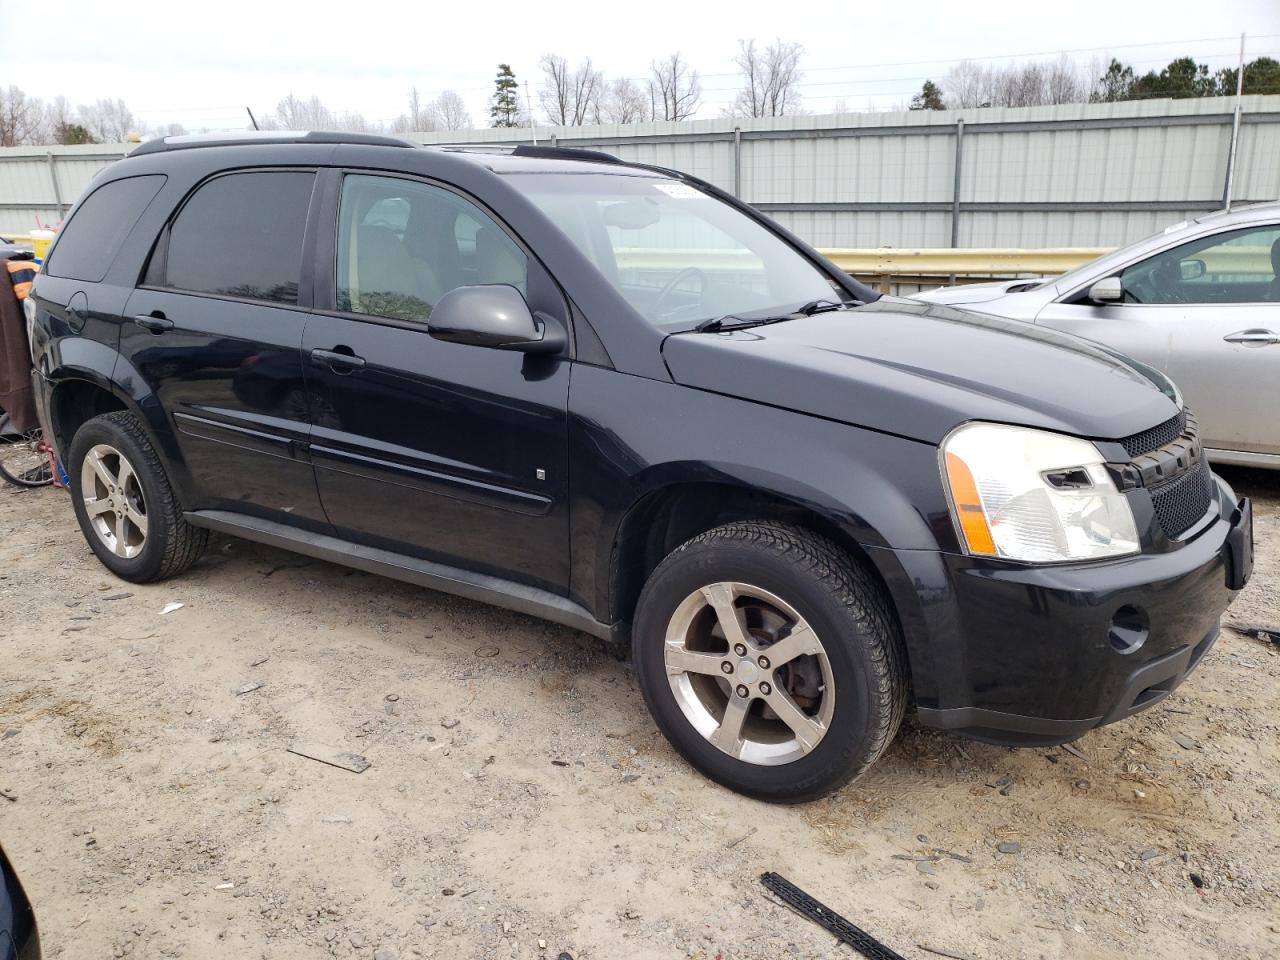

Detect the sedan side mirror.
[
  {"left": 1179, "top": 258, "right": 1206, "bottom": 281},
  {"left": 428, "top": 285, "right": 565, "bottom": 354},
  {"left": 1088, "top": 276, "right": 1124, "bottom": 303}
]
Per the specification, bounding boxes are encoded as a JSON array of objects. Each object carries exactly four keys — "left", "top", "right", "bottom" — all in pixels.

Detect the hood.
[
  {"left": 661, "top": 297, "right": 1179, "bottom": 446},
  {"left": 912, "top": 278, "right": 1052, "bottom": 305}
]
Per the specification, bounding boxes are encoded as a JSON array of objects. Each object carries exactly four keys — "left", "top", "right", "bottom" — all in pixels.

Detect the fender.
[
  {"left": 43, "top": 340, "right": 196, "bottom": 506},
  {"left": 566, "top": 363, "right": 953, "bottom": 694}
]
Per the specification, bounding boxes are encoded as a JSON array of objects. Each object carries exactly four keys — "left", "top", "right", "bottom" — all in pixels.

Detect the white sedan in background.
[{"left": 915, "top": 202, "right": 1280, "bottom": 469}]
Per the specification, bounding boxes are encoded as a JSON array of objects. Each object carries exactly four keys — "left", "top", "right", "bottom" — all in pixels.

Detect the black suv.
[{"left": 28, "top": 132, "right": 1252, "bottom": 801}]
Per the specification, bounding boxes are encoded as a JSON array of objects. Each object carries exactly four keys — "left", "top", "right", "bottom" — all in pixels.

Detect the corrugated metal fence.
[{"left": 2, "top": 95, "right": 1278, "bottom": 249}]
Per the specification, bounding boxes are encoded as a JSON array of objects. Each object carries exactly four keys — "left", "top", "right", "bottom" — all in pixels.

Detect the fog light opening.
[{"left": 1109, "top": 604, "right": 1149, "bottom": 655}]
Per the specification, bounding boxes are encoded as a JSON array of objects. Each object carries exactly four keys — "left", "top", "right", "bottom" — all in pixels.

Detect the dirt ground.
[{"left": 0, "top": 468, "right": 1277, "bottom": 960}]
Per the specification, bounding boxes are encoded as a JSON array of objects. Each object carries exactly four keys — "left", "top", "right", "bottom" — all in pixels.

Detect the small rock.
[
  {"left": 916, "top": 860, "right": 937, "bottom": 875},
  {"left": 474, "top": 645, "right": 500, "bottom": 658},
  {"left": 101, "top": 592, "right": 133, "bottom": 601},
  {"left": 621, "top": 773, "right": 641, "bottom": 784},
  {"left": 232, "top": 681, "right": 263, "bottom": 696},
  {"left": 441, "top": 718, "right": 460, "bottom": 729},
  {"left": 1138, "top": 848, "right": 1161, "bottom": 861},
  {"left": 385, "top": 693, "right": 400, "bottom": 702},
  {"left": 996, "top": 841, "right": 1022, "bottom": 855},
  {"left": 374, "top": 947, "right": 398, "bottom": 960},
  {"left": 1172, "top": 733, "right": 1199, "bottom": 751},
  {"left": 160, "top": 602, "right": 184, "bottom": 615},
  {"left": 985, "top": 774, "right": 1011, "bottom": 789},
  {"left": 349, "top": 932, "right": 367, "bottom": 948},
  {"left": 441, "top": 888, "right": 455, "bottom": 897}
]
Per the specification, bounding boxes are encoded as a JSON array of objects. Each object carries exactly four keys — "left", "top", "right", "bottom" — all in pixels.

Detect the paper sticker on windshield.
[{"left": 653, "top": 182, "right": 701, "bottom": 199}]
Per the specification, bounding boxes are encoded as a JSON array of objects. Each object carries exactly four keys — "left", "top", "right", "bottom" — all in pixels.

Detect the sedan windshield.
[{"left": 509, "top": 173, "right": 864, "bottom": 331}]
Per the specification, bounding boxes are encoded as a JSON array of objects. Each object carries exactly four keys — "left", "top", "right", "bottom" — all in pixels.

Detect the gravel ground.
[{"left": 0, "top": 467, "right": 1277, "bottom": 960}]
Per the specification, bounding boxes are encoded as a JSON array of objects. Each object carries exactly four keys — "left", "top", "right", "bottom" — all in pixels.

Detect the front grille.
[
  {"left": 1121, "top": 409, "right": 1187, "bottom": 458},
  {"left": 1149, "top": 455, "right": 1214, "bottom": 538}
]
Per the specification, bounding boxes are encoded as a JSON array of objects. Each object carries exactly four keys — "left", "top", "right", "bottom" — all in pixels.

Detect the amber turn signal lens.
[{"left": 944, "top": 451, "right": 997, "bottom": 556}]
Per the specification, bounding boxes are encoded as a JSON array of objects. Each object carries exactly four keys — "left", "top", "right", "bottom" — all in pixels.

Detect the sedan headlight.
[{"left": 941, "top": 422, "right": 1139, "bottom": 563}]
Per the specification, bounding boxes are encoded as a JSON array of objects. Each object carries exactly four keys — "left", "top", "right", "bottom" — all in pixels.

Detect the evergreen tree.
[
  {"left": 1091, "top": 59, "right": 1135, "bottom": 102},
  {"left": 909, "top": 80, "right": 945, "bottom": 110},
  {"left": 1215, "top": 56, "right": 1280, "bottom": 96},
  {"left": 490, "top": 64, "right": 521, "bottom": 128}
]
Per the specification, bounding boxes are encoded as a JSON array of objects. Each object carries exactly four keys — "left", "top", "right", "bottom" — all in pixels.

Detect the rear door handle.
[
  {"left": 310, "top": 347, "right": 366, "bottom": 372},
  {"left": 1223, "top": 328, "right": 1280, "bottom": 346},
  {"left": 133, "top": 314, "right": 174, "bottom": 333}
]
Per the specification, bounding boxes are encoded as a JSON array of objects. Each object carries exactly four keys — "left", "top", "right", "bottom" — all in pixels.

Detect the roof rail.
[
  {"left": 130, "top": 130, "right": 416, "bottom": 157},
  {"left": 509, "top": 145, "right": 624, "bottom": 164},
  {"left": 433, "top": 144, "right": 626, "bottom": 165}
]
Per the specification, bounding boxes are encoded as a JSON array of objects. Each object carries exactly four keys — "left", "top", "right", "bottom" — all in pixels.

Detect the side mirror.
[
  {"left": 427, "top": 285, "right": 565, "bottom": 354},
  {"left": 1179, "top": 258, "right": 1206, "bottom": 281},
  {"left": 1088, "top": 276, "right": 1124, "bottom": 303}
]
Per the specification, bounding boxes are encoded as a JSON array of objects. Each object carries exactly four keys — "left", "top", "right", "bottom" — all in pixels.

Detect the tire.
[
  {"left": 633, "top": 521, "right": 906, "bottom": 803},
  {"left": 0, "top": 430, "right": 53, "bottom": 488},
  {"left": 67, "top": 411, "right": 207, "bottom": 582}
]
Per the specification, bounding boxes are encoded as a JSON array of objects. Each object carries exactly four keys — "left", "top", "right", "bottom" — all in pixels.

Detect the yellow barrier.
[{"left": 820, "top": 248, "right": 1113, "bottom": 276}]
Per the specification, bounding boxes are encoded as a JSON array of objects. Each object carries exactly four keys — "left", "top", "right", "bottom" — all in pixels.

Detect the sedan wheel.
[{"left": 79, "top": 443, "right": 149, "bottom": 559}]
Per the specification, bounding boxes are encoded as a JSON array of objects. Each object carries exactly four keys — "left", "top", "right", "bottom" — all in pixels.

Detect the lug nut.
[
  {"left": 735, "top": 684, "right": 749, "bottom": 698},
  {"left": 720, "top": 661, "right": 734, "bottom": 674},
  {"left": 758, "top": 656, "right": 770, "bottom": 669},
  {"left": 760, "top": 681, "right": 772, "bottom": 695},
  {"left": 733, "top": 643, "right": 747, "bottom": 657}
]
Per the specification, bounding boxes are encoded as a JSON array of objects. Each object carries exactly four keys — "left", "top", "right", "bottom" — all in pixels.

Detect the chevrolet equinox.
[{"left": 27, "top": 132, "right": 1254, "bottom": 801}]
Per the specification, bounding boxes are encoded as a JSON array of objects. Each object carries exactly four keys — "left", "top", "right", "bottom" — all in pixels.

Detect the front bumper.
[{"left": 875, "top": 475, "right": 1252, "bottom": 746}]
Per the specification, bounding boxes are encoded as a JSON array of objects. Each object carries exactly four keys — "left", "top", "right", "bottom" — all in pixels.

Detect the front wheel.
[{"left": 633, "top": 521, "right": 906, "bottom": 802}]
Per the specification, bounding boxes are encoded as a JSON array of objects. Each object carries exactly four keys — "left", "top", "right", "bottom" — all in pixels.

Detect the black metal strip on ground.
[{"left": 761, "top": 872, "right": 909, "bottom": 960}]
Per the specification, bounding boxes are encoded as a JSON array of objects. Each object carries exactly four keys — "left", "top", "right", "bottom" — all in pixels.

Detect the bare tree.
[
  {"left": 0, "top": 86, "right": 45, "bottom": 145},
  {"left": 538, "top": 53, "right": 604, "bottom": 125},
  {"left": 945, "top": 57, "right": 1086, "bottom": 109},
  {"left": 726, "top": 39, "right": 804, "bottom": 118},
  {"left": 78, "top": 98, "right": 141, "bottom": 142},
  {"left": 942, "top": 61, "right": 993, "bottom": 108},
  {"left": 602, "top": 77, "right": 649, "bottom": 124},
  {"left": 275, "top": 93, "right": 334, "bottom": 129},
  {"left": 648, "top": 52, "right": 701, "bottom": 121},
  {"left": 1044, "top": 55, "right": 1085, "bottom": 104},
  {"left": 433, "top": 90, "right": 472, "bottom": 130}
]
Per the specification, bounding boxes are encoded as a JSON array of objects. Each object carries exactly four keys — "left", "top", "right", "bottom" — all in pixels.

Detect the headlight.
[{"left": 941, "top": 422, "right": 1139, "bottom": 563}]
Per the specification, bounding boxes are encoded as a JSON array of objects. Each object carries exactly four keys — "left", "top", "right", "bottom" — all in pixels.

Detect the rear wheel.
[
  {"left": 68, "top": 412, "right": 207, "bottom": 582},
  {"left": 633, "top": 521, "right": 906, "bottom": 802}
]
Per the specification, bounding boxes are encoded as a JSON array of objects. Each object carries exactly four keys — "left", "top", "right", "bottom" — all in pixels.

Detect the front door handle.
[
  {"left": 310, "top": 347, "right": 366, "bottom": 372},
  {"left": 1223, "top": 328, "right": 1280, "bottom": 346},
  {"left": 133, "top": 313, "right": 174, "bottom": 333}
]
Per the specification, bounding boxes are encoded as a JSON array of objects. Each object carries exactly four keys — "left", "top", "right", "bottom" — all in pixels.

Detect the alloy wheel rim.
[
  {"left": 663, "top": 581, "right": 835, "bottom": 766},
  {"left": 80, "top": 444, "right": 148, "bottom": 559}
]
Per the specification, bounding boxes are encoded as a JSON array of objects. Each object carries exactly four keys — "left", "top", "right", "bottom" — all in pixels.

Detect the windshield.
[{"left": 509, "top": 173, "right": 860, "bottom": 330}]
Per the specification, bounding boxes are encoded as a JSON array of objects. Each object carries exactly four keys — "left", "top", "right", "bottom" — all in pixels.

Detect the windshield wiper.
[
  {"left": 692, "top": 314, "right": 795, "bottom": 333},
  {"left": 691, "top": 299, "right": 853, "bottom": 333}
]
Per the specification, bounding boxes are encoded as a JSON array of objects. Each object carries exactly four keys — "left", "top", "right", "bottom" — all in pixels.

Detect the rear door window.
[
  {"left": 162, "top": 171, "right": 315, "bottom": 305},
  {"left": 44, "top": 175, "right": 166, "bottom": 282}
]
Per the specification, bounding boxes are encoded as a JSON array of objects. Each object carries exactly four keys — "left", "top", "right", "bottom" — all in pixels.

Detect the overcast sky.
[{"left": 3, "top": 0, "right": 1278, "bottom": 133}]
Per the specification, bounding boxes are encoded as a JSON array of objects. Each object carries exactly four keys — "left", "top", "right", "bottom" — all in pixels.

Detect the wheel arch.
[
  {"left": 607, "top": 478, "right": 891, "bottom": 628},
  {"left": 46, "top": 366, "right": 191, "bottom": 505}
]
